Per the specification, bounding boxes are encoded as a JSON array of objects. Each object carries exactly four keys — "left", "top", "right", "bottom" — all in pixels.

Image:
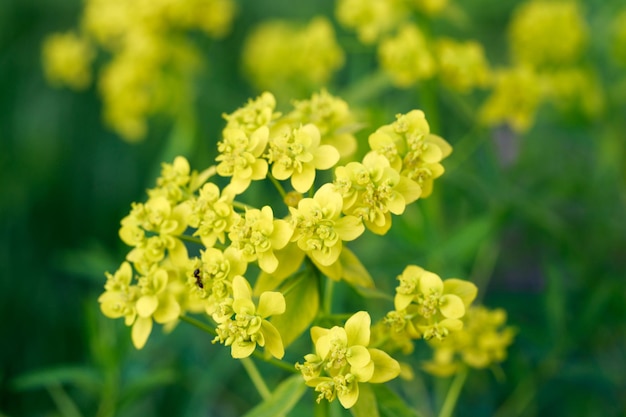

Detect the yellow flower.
[
  {"left": 368, "top": 110, "right": 452, "bottom": 197},
  {"left": 378, "top": 24, "right": 436, "bottom": 88},
  {"left": 216, "top": 126, "right": 269, "bottom": 194},
  {"left": 289, "top": 184, "right": 364, "bottom": 267},
  {"left": 228, "top": 206, "right": 294, "bottom": 273},
  {"left": 336, "top": 0, "right": 408, "bottom": 45},
  {"left": 435, "top": 38, "right": 491, "bottom": 93},
  {"left": 422, "top": 306, "right": 516, "bottom": 377},
  {"left": 189, "top": 183, "right": 237, "bottom": 248},
  {"left": 119, "top": 195, "right": 190, "bottom": 273},
  {"left": 267, "top": 123, "right": 340, "bottom": 193},
  {"left": 334, "top": 152, "right": 421, "bottom": 235},
  {"left": 388, "top": 265, "right": 477, "bottom": 341},
  {"left": 222, "top": 92, "right": 280, "bottom": 136},
  {"left": 508, "top": 0, "right": 587, "bottom": 68},
  {"left": 410, "top": 0, "right": 448, "bottom": 16},
  {"left": 242, "top": 17, "right": 344, "bottom": 99},
  {"left": 296, "top": 311, "right": 401, "bottom": 409},
  {"left": 479, "top": 66, "right": 543, "bottom": 132},
  {"left": 99, "top": 262, "right": 182, "bottom": 349},
  {"left": 285, "top": 89, "right": 359, "bottom": 160},
  {"left": 42, "top": 31, "right": 94, "bottom": 90},
  {"left": 192, "top": 247, "right": 247, "bottom": 318},
  {"left": 213, "top": 275, "right": 286, "bottom": 359}
]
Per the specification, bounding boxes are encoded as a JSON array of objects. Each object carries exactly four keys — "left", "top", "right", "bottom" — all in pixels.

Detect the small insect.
[{"left": 193, "top": 268, "right": 204, "bottom": 289}]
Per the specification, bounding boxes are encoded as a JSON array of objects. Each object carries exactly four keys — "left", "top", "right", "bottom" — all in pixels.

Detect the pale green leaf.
[
  {"left": 243, "top": 374, "right": 307, "bottom": 417},
  {"left": 340, "top": 247, "right": 375, "bottom": 289},
  {"left": 270, "top": 270, "right": 319, "bottom": 348},
  {"left": 350, "top": 382, "right": 380, "bottom": 417}
]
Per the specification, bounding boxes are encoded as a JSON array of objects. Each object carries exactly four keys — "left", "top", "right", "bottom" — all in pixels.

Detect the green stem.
[
  {"left": 241, "top": 357, "right": 271, "bottom": 400},
  {"left": 179, "top": 315, "right": 297, "bottom": 373},
  {"left": 438, "top": 367, "right": 469, "bottom": 417},
  {"left": 323, "top": 277, "right": 334, "bottom": 316},
  {"left": 267, "top": 172, "right": 287, "bottom": 200},
  {"left": 232, "top": 200, "right": 256, "bottom": 211},
  {"left": 177, "top": 234, "right": 203, "bottom": 245}
]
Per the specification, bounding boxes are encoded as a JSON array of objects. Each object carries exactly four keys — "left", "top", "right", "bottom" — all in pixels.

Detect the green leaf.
[
  {"left": 12, "top": 366, "right": 101, "bottom": 395},
  {"left": 350, "top": 383, "right": 380, "bottom": 417},
  {"left": 341, "top": 247, "right": 375, "bottom": 289},
  {"left": 372, "top": 384, "right": 422, "bottom": 417},
  {"left": 243, "top": 374, "right": 307, "bottom": 417},
  {"left": 270, "top": 270, "right": 319, "bottom": 348},
  {"left": 438, "top": 216, "right": 494, "bottom": 263}
]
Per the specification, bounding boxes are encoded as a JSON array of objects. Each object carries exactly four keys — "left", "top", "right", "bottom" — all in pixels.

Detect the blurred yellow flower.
[
  {"left": 336, "top": 0, "right": 408, "bottom": 44},
  {"left": 508, "top": 0, "right": 587, "bottom": 68},
  {"left": 43, "top": 0, "right": 236, "bottom": 141},
  {"left": 479, "top": 66, "right": 543, "bottom": 132},
  {"left": 42, "top": 31, "right": 94, "bottom": 90},
  {"left": 435, "top": 38, "right": 491, "bottom": 93},
  {"left": 378, "top": 24, "right": 436, "bottom": 88},
  {"left": 422, "top": 306, "right": 516, "bottom": 377},
  {"left": 242, "top": 17, "right": 344, "bottom": 99}
]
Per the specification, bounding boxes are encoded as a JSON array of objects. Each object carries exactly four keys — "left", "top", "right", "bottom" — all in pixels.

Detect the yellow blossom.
[
  {"left": 216, "top": 126, "right": 269, "bottom": 194},
  {"left": 289, "top": 184, "right": 364, "bottom": 268},
  {"left": 386, "top": 265, "right": 477, "bottom": 341},
  {"left": 296, "top": 311, "right": 401, "bottom": 409},
  {"left": 42, "top": 31, "right": 94, "bottom": 90},
  {"left": 266, "top": 123, "right": 340, "bottom": 193},
  {"left": 119, "top": 195, "right": 190, "bottom": 273},
  {"left": 242, "top": 17, "right": 344, "bottom": 99},
  {"left": 285, "top": 89, "right": 359, "bottom": 160},
  {"left": 410, "top": 0, "right": 448, "bottom": 16},
  {"left": 333, "top": 152, "right": 421, "bottom": 235},
  {"left": 228, "top": 206, "right": 294, "bottom": 273},
  {"left": 213, "top": 275, "right": 286, "bottom": 359},
  {"left": 222, "top": 92, "right": 280, "bottom": 136},
  {"left": 508, "top": 0, "right": 587, "bottom": 68},
  {"left": 422, "top": 306, "right": 516, "bottom": 377},
  {"left": 479, "top": 66, "right": 543, "bottom": 132},
  {"left": 368, "top": 110, "right": 452, "bottom": 197},
  {"left": 188, "top": 183, "right": 237, "bottom": 248},
  {"left": 335, "top": 0, "right": 409, "bottom": 45},
  {"left": 192, "top": 247, "right": 247, "bottom": 318},
  {"left": 435, "top": 38, "right": 491, "bottom": 93},
  {"left": 378, "top": 24, "right": 436, "bottom": 88}
]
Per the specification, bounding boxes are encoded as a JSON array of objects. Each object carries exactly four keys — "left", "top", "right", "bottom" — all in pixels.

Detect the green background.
[{"left": 1, "top": 0, "right": 625, "bottom": 416}]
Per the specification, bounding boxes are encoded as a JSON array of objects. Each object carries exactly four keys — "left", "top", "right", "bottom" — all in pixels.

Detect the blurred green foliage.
[{"left": 1, "top": 0, "right": 625, "bottom": 416}]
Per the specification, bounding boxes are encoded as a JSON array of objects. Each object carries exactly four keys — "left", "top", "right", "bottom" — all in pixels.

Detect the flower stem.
[
  {"left": 178, "top": 315, "right": 297, "bottom": 373},
  {"left": 241, "top": 357, "right": 271, "bottom": 400},
  {"left": 267, "top": 172, "right": 287, "bottom": 199},
  {"left": 177, "top": 234, "right": 203, "bottom": 245},
  {"left": 438, "top": 366, "right": 469, "bottom": 417}
]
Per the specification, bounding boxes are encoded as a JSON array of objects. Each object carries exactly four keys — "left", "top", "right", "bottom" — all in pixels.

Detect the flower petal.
[
  {"left": 345, "top": 311, "right": 371, "bottom": 346},
  {"left": 257, "top": 291, "right": 286, "bottom": 318},
  {"left": 136, "top": 295, "right": 158, "bottom": 318},
  {"left": 439, "top": 294, "right": 465, "bottom": 319},
  {"left": 261, "top": 320, "right": 285, "bottom": 359},
  {"left": 131, "top": 316, "right": 152, "bottom": 349}
]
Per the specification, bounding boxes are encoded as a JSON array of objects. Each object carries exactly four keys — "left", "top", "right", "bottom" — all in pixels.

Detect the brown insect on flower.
[{"left": 193, "top": 268, "right": 204, "bottom": 289}]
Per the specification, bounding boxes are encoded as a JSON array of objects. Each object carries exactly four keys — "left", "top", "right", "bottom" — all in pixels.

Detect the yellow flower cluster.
[
  {"left": 242, "top": 17, "right": 344, "bottom": 100},
  {"left": 296, "top": 311, "right": 401, "bottom": 409},
  {"left": 481, "top": 0, "right": 601, "bottom": 131},
  {"left": 336, "top": 0, "right": 490, "bottom": 93},
  {"left": 99, "top": 90, "right": 499, "bottom": 409},
  {"left": 422, "top": 306, "right": 516, "bottom": 377},
  {"left": 41, "top": 31, "right": 94, "bottom": 90},
  {"left": 42, "top": 0, "right": 236, "bottom": 141},
  {"left": 508, "top": 0, "right": 587, "bottom": 68},
  {"left": 384, "top": 265, "right": 478, "bottom": 342}
]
